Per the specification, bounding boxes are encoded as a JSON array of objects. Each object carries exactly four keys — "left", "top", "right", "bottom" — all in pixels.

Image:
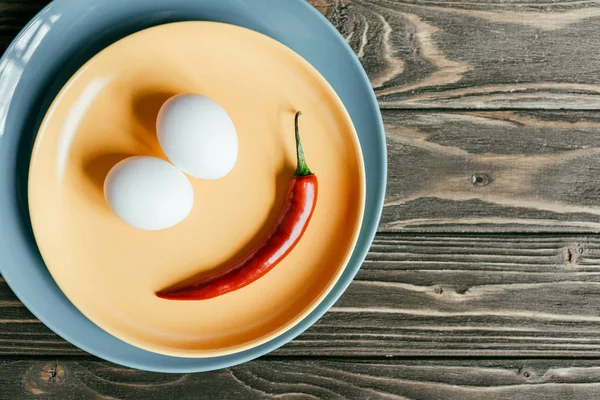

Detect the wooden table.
[{"left": 4, "top": 0, "right": 600, "bottom": 398}]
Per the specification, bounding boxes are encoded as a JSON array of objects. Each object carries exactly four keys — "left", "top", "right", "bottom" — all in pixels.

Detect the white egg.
[
  {"left": 157, "top": 94, "right": 238, "bottom": 180},
  {"left": 104, "top": 156, "right": 194, "bottom": 231}
]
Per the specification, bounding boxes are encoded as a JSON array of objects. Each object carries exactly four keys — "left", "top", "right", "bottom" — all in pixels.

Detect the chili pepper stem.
[{"left": 294, "top": 111, "right": 313, "bottom": 177}]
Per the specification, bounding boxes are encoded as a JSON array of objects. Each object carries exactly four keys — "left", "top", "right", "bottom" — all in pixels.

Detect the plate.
[
  {"left": 29, "top": 21, "right": 365, "bottom": 357},
  {"left": 0, "top": 0, "right": 386, "bottom": 372}
]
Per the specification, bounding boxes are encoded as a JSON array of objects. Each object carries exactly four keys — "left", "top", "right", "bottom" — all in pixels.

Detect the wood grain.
[
  {"left": 318, "top": 0, "right": 600, "bottom": 109},
  {"left": 0, "top": 0, "right": 47, "bottom": 47},
  {"left": 4, "top": 358, "right": 600, "bottom": 399},
  {"left": 287, "top": 234, "right": 600, "bottom": 357},
  {"left": 7, "top": 1, "right": 600, "bottom": 109},
  {"left": 5, "top": 234, "right": 600, "bottom": 357},
  {"left": 381, "top": 110, "right": 600, "bottom": 232}
]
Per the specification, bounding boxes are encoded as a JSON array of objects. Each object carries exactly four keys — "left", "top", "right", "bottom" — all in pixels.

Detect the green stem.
[{"left": 294, "top": 111, "right": 312, "bottom": 177}]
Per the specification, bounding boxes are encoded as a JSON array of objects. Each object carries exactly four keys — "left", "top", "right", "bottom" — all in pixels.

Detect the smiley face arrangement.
[
  {"left": 104, "top": 94, "right": 318, "bottom": 301},
  {"left": 27, "top": 21, "right": 365, "bottom": 356}
]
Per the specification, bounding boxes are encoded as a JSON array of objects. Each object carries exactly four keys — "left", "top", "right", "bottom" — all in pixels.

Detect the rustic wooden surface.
[
  {"left": 382, "top": 111, "right": 600, "bottom": 232},
  {"left": 5, "top": 234, "right": 600, "bottom": 359},
  {"left": 3, "top": 0, "right": 600, "bottom": 398},
  {"left": 324, "top": 0, "right": 600, "bottom": 109},
  {"left": 4, "top": 358, "right": 600, "bottom": 399}
]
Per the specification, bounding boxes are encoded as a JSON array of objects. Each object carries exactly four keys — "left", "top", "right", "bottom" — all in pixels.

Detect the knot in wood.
[
  {"left": 562, "top": 245, "right": 580, "bottom": 265},
  {"left": 516, "top": 366, "right": 535, "bottom": 379},
  {"left": 40, "top": 362, "right": 66, "bottom": 385},
  {"left": 471, "top": 174, "right": 491, "bottom": 187},
  {"left": 23, "top": 362, "right": 67, "bottom": 396}
]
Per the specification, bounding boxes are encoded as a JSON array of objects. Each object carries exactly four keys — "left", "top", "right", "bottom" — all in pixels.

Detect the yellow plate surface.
[{"left": 29, "top": 22, "right": 365, "bottom": 357}]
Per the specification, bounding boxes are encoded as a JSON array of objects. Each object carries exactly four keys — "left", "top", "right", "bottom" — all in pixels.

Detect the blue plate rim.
[{"left": 0, "top": 0, "right": 386, "bottom": 373}]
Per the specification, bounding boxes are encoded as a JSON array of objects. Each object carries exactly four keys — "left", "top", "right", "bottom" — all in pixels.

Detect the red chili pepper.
[{"left": 156, "top": 112, "right": 318, "bottom": 300}]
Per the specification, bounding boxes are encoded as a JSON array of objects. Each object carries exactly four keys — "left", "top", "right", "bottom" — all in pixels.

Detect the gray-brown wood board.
[
  {"left": 9, "top": 0, "right": 600, "bottom": 110},
  {"left": 2, "top": 0, "right": 600, "bottom": 399},
  {"left": 2, "top": 234, "right": 600, "bottom": 358},
  {"left": 320, "top": 0, "right": 600, "bottom": 109},
  {"left": 3, "top": 358, "right": 600, "bottom": 399},
  {"left": 381, "top": 110, "right": 600, "bottom": 232}
]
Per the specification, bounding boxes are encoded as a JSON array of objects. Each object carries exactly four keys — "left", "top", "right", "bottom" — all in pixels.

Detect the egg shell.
[
  {"left": 157, "top": 94, "right": 238, "bottom": 180},
  {"left": 104, "top": 156, "right": 194, "bottom": 231}
]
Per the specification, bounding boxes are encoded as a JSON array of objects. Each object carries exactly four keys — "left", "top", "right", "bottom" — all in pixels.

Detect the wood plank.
[
  {"left": 6, "top": 1, "right": 600, "bottom": 110},
  {"left": 3, "top": 358, "right": 600, "bottom": 399},
  {"left": 318, "top": 0, "right": 600, "bottom": 109},
  {"left": 382, "top": 110, "right": 600, "bottom": 232},
  {"left": 283, "top": 234, "right": 600, "bottom": 357},
  {"left": 6, "top": 234, "right": 600, "bottom": 357}
]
